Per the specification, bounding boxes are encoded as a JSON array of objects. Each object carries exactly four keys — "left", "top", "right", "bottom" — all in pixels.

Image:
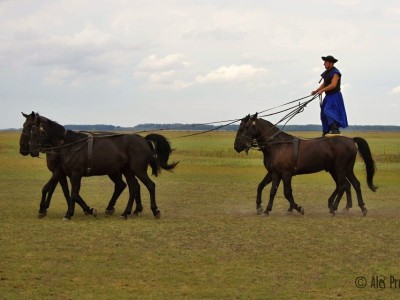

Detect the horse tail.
[
  {"left": 145, "top": 134, "right": 178, "bottom": 176},
  {"left": 353, "top": 137, "right": 377, "bottom": 192}
]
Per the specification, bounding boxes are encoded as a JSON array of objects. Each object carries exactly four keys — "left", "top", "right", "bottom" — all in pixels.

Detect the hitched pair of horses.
[{"left": 20, "top": 112, "right": 178, "bottom": 220}]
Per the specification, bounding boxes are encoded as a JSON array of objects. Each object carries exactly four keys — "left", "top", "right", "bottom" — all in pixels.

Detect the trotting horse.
[
  {"left": 29, "top": 114, "right": 178, "bottom": 220},
  {"left": 234, "top": 115, "right": 354, "bottom": 215},
  {"left": 20, "top": 112, "right": 103, "bottom": 218},
  {"left": 234, "top": 114, "right": 377, "bottom": 216}
]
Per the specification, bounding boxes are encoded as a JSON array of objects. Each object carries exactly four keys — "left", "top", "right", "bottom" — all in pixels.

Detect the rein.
[
  {"left": 171, "top": 118, "right": 241, "bottom": 139},
  {"left": 250, "top": 94, "right": 319, "bottom": 146},
  {"left": 38, "top": 132, "right": 127, "bottom": 153},
  {"left": 39, "top": 136, "right": 90, "bottom": 153}
]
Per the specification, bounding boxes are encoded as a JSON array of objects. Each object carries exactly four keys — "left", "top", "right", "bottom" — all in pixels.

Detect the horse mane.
[
  {"left": 256, "top": 118, "right": 293, "bottom": 141},
  {"left": 38, "top": 115, "right": 66, "bottom": 139}
]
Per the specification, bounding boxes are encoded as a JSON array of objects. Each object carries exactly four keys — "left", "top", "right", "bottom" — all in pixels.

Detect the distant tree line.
[
  {"left": 5, "top": 123, "right": 398, "bottom": 132},
  {"left": 64, "top": 123, "right": 400, "bottom": 132}
]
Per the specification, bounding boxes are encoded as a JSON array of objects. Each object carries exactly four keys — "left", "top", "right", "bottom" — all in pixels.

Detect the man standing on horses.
[{"left": 311, "top": 55, "right": 348, "bottom": 136}]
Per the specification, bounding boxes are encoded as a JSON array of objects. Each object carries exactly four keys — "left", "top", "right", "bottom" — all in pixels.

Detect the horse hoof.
[
  {"left": 38, "top": 212, "right": 47, "bottom": 219},
  {"left": 342, "top": 207, "right": 350, "bottom": 214},
  {"left": 91, "top": 208, "right": 97, "bottom": 217},
  {"left": 257, "top": 207, "right": 263, "bottom": 215},
  {"left": 63, "top": 216, "right": 71, "bottom": 221},
  {"left": 120, "top": 214, "right": 128, "bottom": 220},
  {"left": 287, "top": 210, "right": 293, "bottom": 215},
  {"left": 329, "top": 211, "right": 336, "bottom": 217},
  {"left": 105, "top": 208, "right": 115, "bottom": 216},
  {"left": 262, "top": 211, "right": 270, "bottom": 217},
  {"left": 154, "top": 211, "right": 161, "bottom": 219},
  {"left": 131, "top": 212, "right": 141, "bottom": 218},
  {"left": 362, "top": 208, "right": 368, "bottom": 217},
  {"left": 299, "top": 207, "right": 305, "bottom": 215}
]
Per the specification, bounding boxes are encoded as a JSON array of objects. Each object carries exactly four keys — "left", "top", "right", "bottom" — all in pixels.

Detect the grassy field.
[{"left": 0, "top": 130, "right": 399, "bottom": 299}]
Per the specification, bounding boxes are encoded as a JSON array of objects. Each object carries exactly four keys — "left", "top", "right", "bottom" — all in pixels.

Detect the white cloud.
[
  {"left": 389, "top": 85, "right": 400, "bottom": 96},
  {"left": 334, "top": 0, "right": 361, "bottom": 6},
  {"left": 195, "top": 64, "right": 266, "bottom": 84},
  {"left": 134, "top": 54, "right": 195, "bottom": 90},
  {"left": 43, "top": 67, "right": 78, "bottom": 86},
  {"left": 386, "top": 7, "right": 400, "bottom": 15},
  {"left": 1, "top": 0, "right": 400, "bottom": 127},
  {"left": 136, "top": 54, "right": 191, "bottom": 72}
]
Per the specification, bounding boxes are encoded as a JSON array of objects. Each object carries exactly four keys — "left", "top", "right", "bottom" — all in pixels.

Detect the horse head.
[
  {"left": 234, "top": 113, "right": 258, "bottom": 153},
  {"left": 29, "top": 115, "right": 67, "bottom": 157},
  {"left": 28, "top": 114, "right": 46, "bottom": 157},
  {"left": 20, "top": 111, "right": 38, "bottom": 156}
]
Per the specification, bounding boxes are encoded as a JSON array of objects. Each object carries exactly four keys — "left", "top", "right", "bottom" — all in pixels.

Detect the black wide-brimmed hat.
[{"left": 322, "top": 55, "right": 338, "bottom": 63}]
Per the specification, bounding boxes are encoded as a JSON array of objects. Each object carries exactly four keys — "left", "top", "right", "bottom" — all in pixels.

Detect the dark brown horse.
[
  {"left": 20, "top": 112, "right": 133, "bottom": 218},
  {"left": 234, "top": 115, "right": 354, "bottom": 215},
  {"left": 234, "top": 114, "right": 377, "bottom": 216},
  {"left": 29, "top": 114, "right": 178, "bottom": 220}
]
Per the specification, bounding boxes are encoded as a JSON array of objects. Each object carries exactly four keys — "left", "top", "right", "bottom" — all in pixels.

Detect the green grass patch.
[{"left": 1, "top": 131, "right": 399, "bottom": 299}]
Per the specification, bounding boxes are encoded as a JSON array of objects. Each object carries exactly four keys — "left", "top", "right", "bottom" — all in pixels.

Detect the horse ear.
[{"left": 251, "top": 113, "right": 258, "bottom": 120}]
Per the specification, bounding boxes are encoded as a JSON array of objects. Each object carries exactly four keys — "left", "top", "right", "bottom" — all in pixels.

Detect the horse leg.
[
  {"left": 132, "top": 177, "right": 142, "bottom": 216},
  {"left": 329, "top": 169, "right": 347, "bottom": 216},
  {"left": 121, "top": 170, "right": 143, "bottom": 217},
  {"left": 346, "top": 170, "right": 368, "bottom": 216},
  {"left": 105, "top": 173, "right": 127, "bottom": 216},
  {"left": 74, "top": 194, "right": 97, "bottom": 217},
  {"left": 264, "top": 173, "right": 281, "bottom": 216},
  {"left": 328, "top": 171, "right": 352, "bottom": 211},
  {"left": 64, "top": 174, "right": 82, "bottom": 220},
  {"left": 120, "top": 171, "right": 140, "bottom": 219},
  {"left": 56, "top": 173, "right": 94, "bottom": 216},
  {"left": 282, "top": 173, "right": 304, "bottom": 215},
  {"left": 136, "top": 172, "right": 158, "bottom": 218},
  {"left": 343, "top": 179, "right": 353, "bottom": 212},
  {"left": 38, "top": 176, "right": 58, "bottom": 218},
  {"left": 256, "top": 172, "right": 272, "bottom": 215},
  {"left": 327, "top": 172, "right": 338, "bottom": 210}
]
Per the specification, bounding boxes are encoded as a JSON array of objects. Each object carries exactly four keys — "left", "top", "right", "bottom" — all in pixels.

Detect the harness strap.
[
  {"left": 267, "top": 130, "right": 281, "bottom": 142},
  {"left": 293, "top": 138, "right": 299, "bottom": 176},
  {"left": 86, "top": 134, "right": 94, "bottom": 176}
]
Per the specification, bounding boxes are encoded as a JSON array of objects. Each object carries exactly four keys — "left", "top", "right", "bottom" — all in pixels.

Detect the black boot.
[{"left": 329, "top": 122, "right": 340, "bottom": 134}]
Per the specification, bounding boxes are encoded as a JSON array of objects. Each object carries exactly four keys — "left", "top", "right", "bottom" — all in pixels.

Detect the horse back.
[
  {"left": 266, "top": 136, "right": 357, "bottom": 175},
  {"left": 297, "top": 136, "right": 357, "bottom": 174},
  {"left": 62, "top": 134, "right": 152, "bottom": 176}
]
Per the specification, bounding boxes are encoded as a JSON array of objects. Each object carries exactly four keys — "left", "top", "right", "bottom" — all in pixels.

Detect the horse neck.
[
  {"left": 257, "top": 119, "right": 292, "bottom": 142},
  {"left": 64, "top": 130, "right": 88, "bottom": 144},
  {"left": 40, "top": 121, "right": 63, "bottom": 147}
]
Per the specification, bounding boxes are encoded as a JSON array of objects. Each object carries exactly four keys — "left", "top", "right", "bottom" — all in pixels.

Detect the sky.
[{"left": 1, "top": 0, "right": 399, "bottom": 129}]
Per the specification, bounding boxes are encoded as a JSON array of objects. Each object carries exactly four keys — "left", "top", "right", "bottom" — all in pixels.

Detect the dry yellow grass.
[{"left": 0, "top": 130, "right": 399, "bottom": 299}]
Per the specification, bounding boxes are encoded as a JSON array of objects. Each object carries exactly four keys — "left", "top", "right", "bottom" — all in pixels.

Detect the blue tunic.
[{"left": 320, "top": 68, "right": 348, "bottom": 133}]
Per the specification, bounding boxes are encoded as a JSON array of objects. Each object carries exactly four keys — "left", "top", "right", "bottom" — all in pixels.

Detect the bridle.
[{"left": 239, "top": 119, "right": 282, "bottom": 152}]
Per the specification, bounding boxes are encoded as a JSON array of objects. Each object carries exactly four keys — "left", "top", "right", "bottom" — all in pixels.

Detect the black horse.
[
  {"left": 29, "top": 114, "right": 178, "bottom": 220},
  {"left": 234, "top": 114, "right": 377, "bottom": 216},
  {"left": 20, "top": 112, "right": 99, "bottom": 218}
]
